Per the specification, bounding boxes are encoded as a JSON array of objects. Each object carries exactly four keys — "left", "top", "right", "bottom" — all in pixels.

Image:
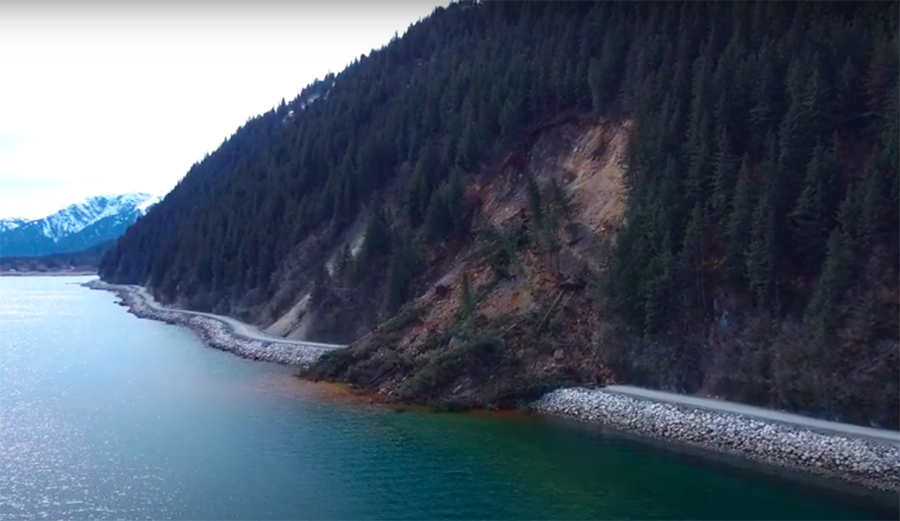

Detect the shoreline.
[
  {"left": 86, "top": 279, "right": 900, "bottom": 492},
  {"left": 532, "top": 388, "right": 899, "bottom": 492},
  {"left": 84, "top": 279, "right": 343, "bottom": 367}
]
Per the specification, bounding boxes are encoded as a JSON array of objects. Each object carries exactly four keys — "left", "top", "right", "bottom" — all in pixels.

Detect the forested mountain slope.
[{"left": 101, "top": 1, "right": 899, "bottom": 427}]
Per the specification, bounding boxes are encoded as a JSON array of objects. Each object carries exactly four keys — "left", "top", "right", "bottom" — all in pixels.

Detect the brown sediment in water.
[
  {"left": 282, "top": 373, "right": 541, "bottom": 420},
  {"left": 265, "top": 372, "right": 536, "bottom": 419},
  {"left": 464, "top": 407, "right": 538, "bottom": 422},
  {"left": 297, "top": 381, "right": 539, "bottom": 419},
  {"left": 269, "top": 373, "right": 424, "bottom": 412}
]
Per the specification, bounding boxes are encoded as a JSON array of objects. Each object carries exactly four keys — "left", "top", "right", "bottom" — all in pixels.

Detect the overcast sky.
[{"left": 0, "top": 1, "right": 447, "bottom": 219}]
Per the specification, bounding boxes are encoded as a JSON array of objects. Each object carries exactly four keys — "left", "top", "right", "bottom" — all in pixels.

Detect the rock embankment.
[
  {"left": 85, "top": 279, "right": 899, "bottom": 492},
  {"left": 85, "top": 280, "right": 337, "bottom": 367},
  {"left": 532, "top": 387, "right": 900, "bottom": 491}
]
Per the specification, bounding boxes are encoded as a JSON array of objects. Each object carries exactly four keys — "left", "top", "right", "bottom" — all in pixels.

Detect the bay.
[{"left": 0, "top": 276, "right": 893, "bottom": 520}]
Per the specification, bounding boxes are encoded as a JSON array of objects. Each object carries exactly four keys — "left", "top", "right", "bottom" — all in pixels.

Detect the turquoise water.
[{"left": 0, "top": 276, "right": 895, "bottom": 520}]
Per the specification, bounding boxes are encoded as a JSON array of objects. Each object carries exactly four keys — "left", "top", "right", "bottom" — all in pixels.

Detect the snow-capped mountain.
[
  {"left": 0, "top": 193, "right": 161, "bottom": 257},
  {"left": 0, "top": 218, "right": 28, "bottom": 233}
]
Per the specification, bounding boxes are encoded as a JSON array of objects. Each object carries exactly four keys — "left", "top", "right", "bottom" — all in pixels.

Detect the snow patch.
[
  {"left": 300, "top": 93, "right": 321, "bottom": 110},
  {"left": 137, "top": 195, "right": 162, "bottom": 213},
  {"left": 0, "top": 217, "right": 28, "bottom": 233}
]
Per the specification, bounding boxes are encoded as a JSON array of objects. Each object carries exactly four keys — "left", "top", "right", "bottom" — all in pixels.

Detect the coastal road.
[
  {"left": 128, "top": 285, "right": 346, "bottom": 351},
  {"left": 97, "top": 280, "right": 900, "bottom": 445},
  {"left": 604, "top": 385, "right": 900, "bottom": 445}
]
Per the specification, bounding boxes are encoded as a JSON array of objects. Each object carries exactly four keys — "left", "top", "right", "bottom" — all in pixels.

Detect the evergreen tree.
[
  {"left": 802, "top": 60, "right": 836, "bottom": 147},
  {"left": 460, "top": 271, "right": 475, "bottom": 323},
  {"left": 405, "top": 167, "right": 430, "bottom": 226},
  {"left": 542, "top": 199, "right": 561, "bottom": 275},
  {"left": 778, "top": 68, "right": 814, "bottom": 190},
  {"left": 525, "top": 172, "right": 543, "bottom": 228},
  {"left": 749, "top": 46, "right": 784, "bottom": 151},
  {"left": 746, "top": 188, "right": 778, "bottom": 312},
  {"left": 859, "top": 149, "right": 890, "bottom": 251},
  {"left": 642, "top": 246, "right": 675, "bottom": 336},
  {"left": 807, "top": 229, "right": 856, "bottom": 339},
  {"left": 335, "top": 243, "right": 353, "bottom": 281},
  {"left": 424, "top": 189, "right": 452, "bottom": 244},
  {"left": 456, "top": 120, "right": 480, "bottom": 169},
  {"left": 446, "top": 167, "right": 467, "bottom": 235},
  {"left": 710, "top": 125, "right": 738, "bottom": 238},
  {"left": 676, "top": 203, "right": 707, "bottom": 318},
  {"left": 310, "top": 263, "right": 332, "bottom": 309},
  {"left": 548, "top": 177, "right": 572, "bottom": 223},
  {"left": 359, "top": 206, "right": 392, "bottom": 265},
  {"left": 788, "top": 143, "right": 838, "bottom": 275},
  {"left": 500, "top": 94, "right": 524, "bottom": 141},
  {"left": 383, "top": 231, "right": 419, "bottom": 315},
  {"left": 724, "top": 155, "right": 754, "bottom": 283},
  {"left": 836, "top": 57, "right": 863, "bottom": 130},
  {"left": 836, "top": 180, "right": 864, "bottom": 258},
  {"left": 588, "top": 58, "right": 604, "bottom": 113}
]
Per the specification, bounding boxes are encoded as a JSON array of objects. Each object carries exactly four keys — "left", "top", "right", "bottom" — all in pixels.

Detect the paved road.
[
  {"left": 129, "top": 285, "right": 346, "bottom": 351},
  {"left": 604, "top": 385, "right": 900, "bottom": 445}
]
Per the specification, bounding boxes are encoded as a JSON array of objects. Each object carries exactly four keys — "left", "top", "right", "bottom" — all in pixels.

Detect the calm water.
[{"left": 0, "top": 276, "right": 894, "bottom": 520}]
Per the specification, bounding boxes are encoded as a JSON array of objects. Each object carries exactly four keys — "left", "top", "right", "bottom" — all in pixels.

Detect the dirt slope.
[{"left": 305, "top": 116, "right": 632, "bottom": 409}]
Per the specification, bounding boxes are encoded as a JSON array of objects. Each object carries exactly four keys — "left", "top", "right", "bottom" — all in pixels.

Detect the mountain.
[
  {"left": 0, "top": 218, "right": 28, "bottom": 233},
  {"left": 100, "top": 2, "right": 899, "bottom": 427},
  {"left": 0, "top": 193, "right": 161, "bottom": 257}
]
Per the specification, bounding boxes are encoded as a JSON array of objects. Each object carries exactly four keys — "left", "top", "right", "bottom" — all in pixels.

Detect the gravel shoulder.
[
  {"left": 129, "top": 286, "right": 343, "bottom": 349},
  {"left": 604, "top": 385, "right": 900, "bottom": 445},
  {"left": 84, "top": 280, "right": 344, "bottom": 367}
]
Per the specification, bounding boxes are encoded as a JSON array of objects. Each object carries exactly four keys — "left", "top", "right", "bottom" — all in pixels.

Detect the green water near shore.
[{"left": 0, "top": 276, "right": 895, "bottom": 520}]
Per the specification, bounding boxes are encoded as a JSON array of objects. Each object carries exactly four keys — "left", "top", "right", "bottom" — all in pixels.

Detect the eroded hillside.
[{"left": 306, "top": 117, "right": 630, "bottom": 408}]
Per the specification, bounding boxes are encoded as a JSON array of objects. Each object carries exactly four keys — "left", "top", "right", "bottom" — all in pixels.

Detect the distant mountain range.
[{"left": 0, "top": 193, "right": 161, "bottom": 257}]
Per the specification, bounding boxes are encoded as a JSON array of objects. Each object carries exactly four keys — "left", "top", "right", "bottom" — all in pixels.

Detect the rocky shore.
[
  {"left": 532, "top": 387, "right": 900, "bottom": 492},
  {"left": 85, "top": 279, "right": 899, "bottom": 492},
  {"left": 84, "top": 280, "right": 337, "bottom": 367}
]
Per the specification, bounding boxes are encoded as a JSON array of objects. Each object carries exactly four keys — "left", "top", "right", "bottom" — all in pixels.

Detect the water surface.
[{"left": 0, "top": 276, "right": 894, "bottom": 519}]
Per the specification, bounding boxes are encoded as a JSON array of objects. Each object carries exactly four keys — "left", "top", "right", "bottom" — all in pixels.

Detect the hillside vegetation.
[{"left": 100, "top": 1, "right": 899, "bottom": 427}]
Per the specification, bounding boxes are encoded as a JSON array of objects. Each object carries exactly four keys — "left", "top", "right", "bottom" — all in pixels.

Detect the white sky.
[{"left": 0, "top": 1, "right": 447, "bottom": 219}]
